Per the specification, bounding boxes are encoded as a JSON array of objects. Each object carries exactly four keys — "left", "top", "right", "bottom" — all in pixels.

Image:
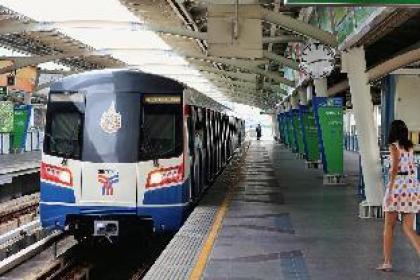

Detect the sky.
[{"left": 0, "top": 0, "right": 272, "bottom": 122}]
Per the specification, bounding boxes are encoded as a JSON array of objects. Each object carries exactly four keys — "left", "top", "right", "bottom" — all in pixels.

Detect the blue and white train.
[{"left": 40, "top": 69, "right": 244, "bottom": 240}]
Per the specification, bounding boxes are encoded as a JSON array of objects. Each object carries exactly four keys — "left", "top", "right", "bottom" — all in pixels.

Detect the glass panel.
[
  {"left": 140, "top": 104, "right": 182, "bottom": 160},
  {"left": 143, "top": 114, "right": 176, "bottom": 155},
  {"left": 48, "top": 112, "right": 82, "bottom": 158}
]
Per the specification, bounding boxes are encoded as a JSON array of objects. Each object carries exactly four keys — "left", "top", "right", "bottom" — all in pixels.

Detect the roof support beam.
[
  {"left": 259, "top": 8, "right": 338, "bottom": 48},
  {"left": 166, "top": 0, "right": 208, "bottom": 52},
  {"left": 263, "top": 51, "right": 300, "bottom": 71},
  {"left": 187, "top": 54, "right": 295, "bottom": 88},
  {"left": 0, "top": 20, "right": 209, "bottom": 41},
  {"left": 328, "top": 47, "right": 420, "bottom": 96},
  {"left": 262, "top": 35, "right": 305, "bottom": 44},
  {"left": 198, "top": 66, "right": 258, "bottom": 82},
  {"left": 0, "top": 19, "right": 306, "bottom": 46}
]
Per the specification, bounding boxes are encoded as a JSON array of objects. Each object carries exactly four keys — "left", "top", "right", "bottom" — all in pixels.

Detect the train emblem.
[
  {"left": 97, "top": 169, "right": 119, "bottom": 196},
  {"left": 100, "top": 101, "right": 121, "bottom": 134}
]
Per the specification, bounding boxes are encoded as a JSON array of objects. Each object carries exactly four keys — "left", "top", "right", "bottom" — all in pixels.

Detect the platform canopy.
[{"left": 0, "top": 0, "right": 335, "bottom": 110}]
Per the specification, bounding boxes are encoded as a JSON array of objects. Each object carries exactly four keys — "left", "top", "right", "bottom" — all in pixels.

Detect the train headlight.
[
  {"left": 146, "top": 163, "right": 184, "bottom": 189},
  {"left": 58, "top": 171, "right": 72, "bottom": 185},
  {"left": 149, "top": 172, "right": 164, "bottom": 185}
]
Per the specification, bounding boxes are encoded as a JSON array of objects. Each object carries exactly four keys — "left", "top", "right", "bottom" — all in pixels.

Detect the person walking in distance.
[
  {"left": 256, "top": 124, "right": 262, "bottom": 140},
  {"left": 377, "top": 120, "right": 420, "bottom": 273}
]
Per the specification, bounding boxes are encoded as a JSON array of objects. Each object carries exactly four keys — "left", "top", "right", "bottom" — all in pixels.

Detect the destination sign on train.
[
  {"left": 144, "top": 96, "right": 181, "bottom": 104},
  {"left": 50, "top": 92, "right": 84, "bottom": 103},
  {"left": 285, "top": 0, "right": 420, "bottom": 4}
]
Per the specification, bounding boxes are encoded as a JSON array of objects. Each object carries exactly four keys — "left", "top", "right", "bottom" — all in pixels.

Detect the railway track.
[
  {"left": 43, "top": 233, "right": 171, "bottom": 280},
  {"left": 0, "top": 194, "right": 169, "bottom": 279},
  {"left": 0, "top": 193, "right": 39, "bottom": 234},
  {"left": 0, "top": 229, "right": 171, "bottom": 280}
]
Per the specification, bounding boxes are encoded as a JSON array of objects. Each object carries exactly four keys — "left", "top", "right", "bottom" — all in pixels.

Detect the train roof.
[
  {"left": 50, "top": 69, "right": 184, "bottom": 94},
  {"left": 49, "top": 68, "right": 231, "bottom": 114}
]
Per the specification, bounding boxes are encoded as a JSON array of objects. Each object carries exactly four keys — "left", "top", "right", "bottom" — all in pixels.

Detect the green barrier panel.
[
  {"left": 292, "top": 111, "right": 305, "bottom": 154},
  {"left": 302, "top": 110, "right": 320, "bottom": 162},
  {"left": 0, "top": 101, "right": 14, "bottom": 133},
  {"left": 12, "top": 106, "right": 31, "bottom": 151},
  {"left": 317, "top": 106, "right": 344, "bottom": 174}
]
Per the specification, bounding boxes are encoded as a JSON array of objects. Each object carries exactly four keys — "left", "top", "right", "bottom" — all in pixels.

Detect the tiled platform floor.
[{"left": 203, "top": 141, "right": 418, "bottom": 280}]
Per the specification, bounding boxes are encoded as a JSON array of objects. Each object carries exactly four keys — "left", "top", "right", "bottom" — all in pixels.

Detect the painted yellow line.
[
  {"left": 189, "top": 151, "right": 247, "bottom": 279},
  {"left": 189, "top": 188, "right": 234, "bottom": 280}
]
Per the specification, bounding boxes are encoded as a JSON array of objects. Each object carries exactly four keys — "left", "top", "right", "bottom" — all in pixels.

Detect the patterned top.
[{"left": 383, "top": 143, "right": 419, "bottom": 213}]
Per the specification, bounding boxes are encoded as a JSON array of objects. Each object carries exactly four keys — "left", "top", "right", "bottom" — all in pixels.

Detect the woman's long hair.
[{"left": 388, "top": 120, "right": 413, "bottom": 151}]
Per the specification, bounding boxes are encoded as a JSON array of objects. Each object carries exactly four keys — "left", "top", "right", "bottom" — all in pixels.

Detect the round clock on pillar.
[{"left": 299, "top": 42, "right": 335, "bottom": 79}]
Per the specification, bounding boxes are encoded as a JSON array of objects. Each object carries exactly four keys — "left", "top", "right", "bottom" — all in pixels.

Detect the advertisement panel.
[
  {"left": 300, "top": 105, "right": 320, "bottom": 162},
  {"left": 292, "top": 109, "right": 305, "bottom": 155},
  {"left": 12, "top": 105, "right": 32, "bottom": 151},
  {"left": 0, "top": 101, "right": 14, "bottom": 133},
  {"left": 313, "top": 97, "right": 344, "bottom": 175}
]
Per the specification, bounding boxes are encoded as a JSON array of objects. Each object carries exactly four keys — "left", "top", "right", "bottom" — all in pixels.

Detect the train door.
[
  {"left": 204, "top": 109, "right": 211, "bottom": 186},
  {"left": 197, "top": 108, "right": 206, "bottom": 190},
  {"left": 209, "top": 110, "right": 216, "bottom": 179},
  {"left": 187, "top": 106, "right": 200, "bottom": 200},
  {"left": 216, "top": 112, "right": 222, "bottom": 172}
]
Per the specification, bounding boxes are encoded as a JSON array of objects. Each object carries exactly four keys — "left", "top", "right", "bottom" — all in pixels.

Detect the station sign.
[{"left": 285, "top": 0, "right": 420, "bottom": 4}]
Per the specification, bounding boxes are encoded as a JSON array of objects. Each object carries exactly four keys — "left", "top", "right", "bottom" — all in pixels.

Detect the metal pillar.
[
  {"left": 259, "top": 8, "right": 338, "bottom": 47},
  {"left": 342, "top": 47, "right": 384, "bottom": 213},
  {"left": 313, "top": 78, "right": 328, "bottom": 97}
]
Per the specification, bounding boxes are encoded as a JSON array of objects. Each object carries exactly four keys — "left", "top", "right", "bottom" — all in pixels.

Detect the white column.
[
  {"left": 345, "top": 110, "right": 352, "bottom": 133},
  {"left": 313, "top": 78, "right": 328, "bottom": 97},
  {"left": 306, "top": 84, "right": 313, "bottom": 102},
  {"left": 342, "top": 47, "right": 383, "bottom": 206}
]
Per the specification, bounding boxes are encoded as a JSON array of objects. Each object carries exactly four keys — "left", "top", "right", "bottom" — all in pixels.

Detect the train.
[{"left": 40, "top": 69, "right": 245, "bottom": 240}]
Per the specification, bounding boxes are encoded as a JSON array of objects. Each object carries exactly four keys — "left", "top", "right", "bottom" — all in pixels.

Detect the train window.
[
  {"left": 140, "top": 103, "right": 183, "bottom": 160},
  {"left": 45, "top": 92, "right": 85, "bottom": 160},
  {"left": 45, "top": 111, "right": 83, "bottom": 159}
]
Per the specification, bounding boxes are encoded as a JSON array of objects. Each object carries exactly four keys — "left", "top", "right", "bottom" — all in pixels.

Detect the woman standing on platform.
[{"left": 377, "top": 120, "right": 420, "bottom": 273}]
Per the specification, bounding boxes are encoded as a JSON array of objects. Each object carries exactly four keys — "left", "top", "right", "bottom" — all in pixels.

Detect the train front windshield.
[{"left": 44, "top": 92, "right": 183, "bottom": 163}]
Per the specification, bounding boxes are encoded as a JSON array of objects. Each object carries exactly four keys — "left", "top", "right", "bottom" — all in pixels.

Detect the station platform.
[
  {"left": 145, "top": 141, "right": 418, "bottom": 280},
  {"left": 0, "top": 151, "right": 41, "bottom": 185}
]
